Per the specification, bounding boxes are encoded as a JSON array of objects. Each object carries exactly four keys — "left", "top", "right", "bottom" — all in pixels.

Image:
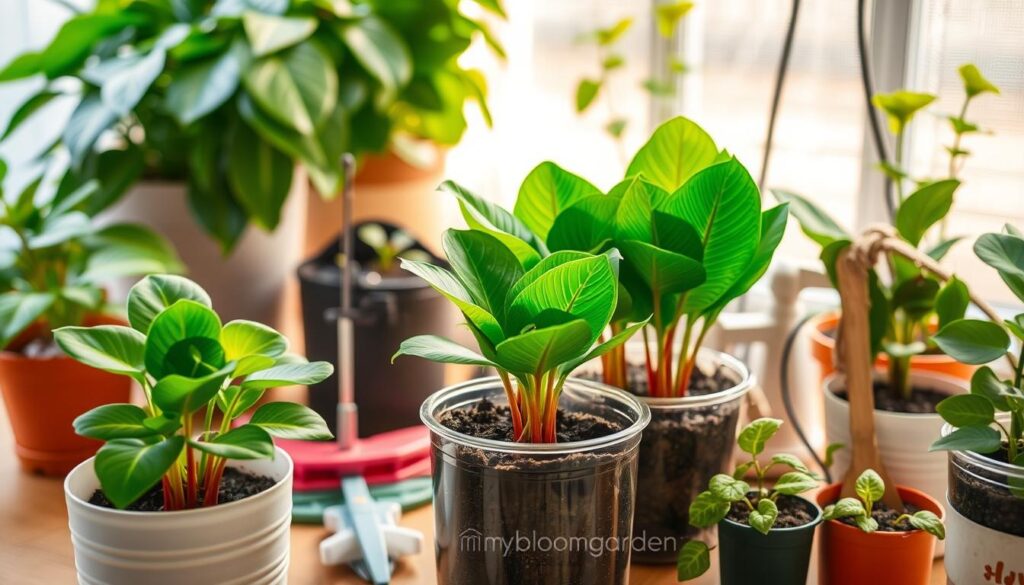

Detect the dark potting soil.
[
  {"left": 832, "top": 501, "right": 922, "bottom": 532},
  {"left": 834, "top": 381, "right": 947, "bottom": 414},
  {"left": 949, "top": 445, "right": 1024, "bottom": 537},
  {"left": 88, "top": 468, "right": 276, "bottom": 511},
  {"left": 438, "top": 397, "right": 623, "bottom": 443},
  {"left": 728, "top": 494, "right": 817, "bottom": 529}
]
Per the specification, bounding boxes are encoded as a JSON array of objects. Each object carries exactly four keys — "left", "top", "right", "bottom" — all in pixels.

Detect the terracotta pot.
[
  {"left": 303, "top": 148, "right": 453, "bottom": 256},
  {"left": 808, "top": 311, "right": 974, "bottom": 383},
  {"left": 0, "top": 315, "right": 132, "bottom": 476},
  {"left": 816, "top": 483, "right": 942, "bottom": 585}
]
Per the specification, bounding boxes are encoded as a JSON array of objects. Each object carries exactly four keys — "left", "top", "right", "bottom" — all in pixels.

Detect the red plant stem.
[
  {"left": 642, "top": 326, "right": 656, "bottom": 396},
  {"left": 204, "top": 459, "right": 228, "bottom": 507},
  {"left": 543, "top": 375, "right": 557, "bottom": 442},
  {"left": 498, "top": 372, "right": 524, "bottom": 440},
  {"left": 185, "top": 446, "right": 198, "bottom": 508},
  {"left": 161, "top": 476, "right": 175, "bottom": 511}
]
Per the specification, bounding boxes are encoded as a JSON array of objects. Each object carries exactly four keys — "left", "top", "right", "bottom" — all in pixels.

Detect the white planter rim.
[
  {"left": 420, "top": 376, "right": 650, "bottom": 456},
  {"left": 65, "top": 447, "right": 294, "bottom": 519},
  {"left": 823, "top": 369, "right": 964, "bottom": 421}
]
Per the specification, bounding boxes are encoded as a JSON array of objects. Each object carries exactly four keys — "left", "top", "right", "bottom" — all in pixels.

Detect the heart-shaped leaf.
[
  {"left": 53, "top": 325, "right": 146, "bottom": 379},
  {"left": 513, "top": 161, "right": 601, "bottom": 240},
  {"left": 749, "top": 498, "right": 778, "bottom": 535},
  {"left": 94, "top": 436, "right": 184, "bottom": 509},
  {"left": 709, "top": 473, "right": 749, "bottom": 502},
  {"left": 190, "top": 424, "right": 275, "bottom": 459},
  {"left": 73, "top": 404, "right": 155, "bottom": 440},
  {"left": 144, "top": 299, "right": 223, "bottom": 378},
  {"left": 854, "top": 469, "right": 885, "bottom": 507},
  {"left": 250, "top": 402, "right": 332, "bottom": 440},
  {"left": 933, "top": 319, "right": 1010, "bottom": 365},
  {"left": 128, "top": 275, "right": 212, "bottom": 334},
  {"left": 895, "top": 179, "right": 960, "bottom": 246},
  {"left": 243, "top": 41, "right": 337, "bottom": 136}
]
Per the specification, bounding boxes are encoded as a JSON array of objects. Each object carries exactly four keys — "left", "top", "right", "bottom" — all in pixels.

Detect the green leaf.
[
  {"left": 895, "top": 179, "right": 960, "bottom": 246},
  {"left": 81, "top": 148, "right": 145, "bottom": 215},
  {"left": 596, "top": 18, "right": 633, "bottom": 45},
  {"left": 190, "top": 424, "right": 275, "bottom": 459},
  {"left": 243, "top": 41, "right": 337, "bottom": 136},
  {"left": 709, "top": 473, "right": 749, "bottom": 502},
  {"left": 220, "top": 320, "right": 287, "bottom": 361},
  {"left": 823, "top": 497, "right": 867, "bottom": 520},
  {"left": 933, "top": 319, "right": 1010, "bottom": 365},
  {"left": 29, "top": 211, "right": 92, "bottom": 249},
  {"left": 152, "top": 364, "right": 235, "bottom": 414},
  {"left": 558, "top": 318, "right": 649, "bottom": 377},
  {"left": 906, "top": 510, "right": 946, "bottom": 539},
  {"left": 618, "top": 240, "right": 705, "bottom": 298},
  {"left": 929, "top": 426, "right": 1002, "bottom": 453},
  {"left": 73, "top": 404, "right": 155, "bottom": 440},
  {"left": 81, "top": 223, "right": 183, "bottom": 282},
  {"left": 676, "top": 540, "right": 711, "bottom": 581},
  {"left": 575, "top": 79, "right": 601, "bottom": 113},
  {"left": 688, "top": 491, "right": 730, "bottom": 528},
  {"left": 392, "top": 335, "right": 497, "bottom": 367},
  {"left": 165, "top": 45, "right": 244, "bottom": 125},
  {"left": 655, "top": 1, "right": 694, "bottom": 37},
  {"left": 400, "top": 258, "right": 505, "bottom": 345},
  {"left": 2, "top": 90, "right": 60, "bottom": 140},
  {"left": 443, "top": 229, "right": 524, "bottom": 317},
  {"left": 606, "top": 118, "right": 627, "bottom": 138},
  {"left": 547, "top": 194, "right": 620, "bottom": 253},
  {"left": 53, "top": 325, "right": 146, "bottom": 379},
  {"left": 227, "top": 122, "right": 294, "bottom": 231},
  {"left": 144, "top": 300, "right": 223, "bottom": 379},
  {"left": 127, "top": 275, "right": 212, "bottom": 334},
  {"left": 872, "top": 91, "right": 936, "bottom": 134},
  {"left": 824, "top": 443, "right": 845, "bottom": 468},
  {"left": 63, "top": 93, "right": 118, "bottom": 167},
  {"left": 0, "top": 52, "right": 43, "bottom": 82},
  {"left": 891, "top": 276, "right": 939, "bottom": 321},
  {"left": 769, "top": 453, "right": 811, "bottom": 474},
  {"left": 36, "top": 13, "right": 145, "bottom": 79},
  {"left": 651, "top": 211, "right": 704, "bottom": 260},
  {"left": 243, "top": 12, "right": 316, "bottom": 57},
  {"left": 494, "top": 319, "right": 593, "bottom": 375},
  {"left": 936, "top": 394, "right": 996, "bottom": 428},
  {"left": 854, "top": 469, "right": 885, "bottom": 507},
  {"left": 854, "top": 515, "right": 879, "bottom": 533},
  {"left": 774, "top": 471, "right": 819, "bottom": 496},
  {"left": 217, "top": 384, "right": 265, "bottom": 419},
  {"left": 738, "top": 418, "right": 782, "bottom": 456},
  {"left": 250, "top": 402, "right": 332, "bottom": 440},
  {"left": 0, "top": 292, "right": 55, "bottom": 349},
  {"left": 439, "top": 180, "right": 546, "bottom": 267},
  {"left": 971, "top": 366, "right": 1012, "bottom": 411},
  {"left": 772, "top": 189, "right": 849, "bottom": 247},
  {"left": 749, "top": 498, "right": 779, "bottom": 535},
  {"left": 974, "top": 232, "right": 1024, "bottom": 303},
  {"left": 94, "top": 436, "right": 184, "bottom": 509},
  {"left": 339, "top": 17, "right": 411, "bottom": 97},
  {"left": 513, "top": 162, "right": 601, "bottom": 241},
  {"left": 100, "top": 49, "right": 167, "bottom": 117},
  {"left": 625, "top": 116, "right": 718, "bottom": 192},
  {"left": 706, "top": 203, "right": 789, "bottom": 315},
  {"left": 243, "top": 361, "right": 334, "bottom": 388},
  {"left": 935, "top": 277, "right": 970, "bottom": 329},
  {"left": 959, "top": 64, "right": 1000, "bottom": 98},
  {"left": 614, "top": 176, "right": 668, "bottom": 243}
]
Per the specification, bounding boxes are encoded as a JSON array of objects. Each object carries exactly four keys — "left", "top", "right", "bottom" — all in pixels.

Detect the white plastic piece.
[{"left": 319, "top": 501, "right": 423, "bottom": 568}]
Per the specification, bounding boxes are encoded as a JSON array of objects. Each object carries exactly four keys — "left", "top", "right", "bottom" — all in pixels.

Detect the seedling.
[
  {"left": 930, "top": 226, "right": 1024, "bottom": 468},
  {"left": 393, "top": 228, "right": 645, "bottom": 443},
  {"left": 822, "top": 469, "right": 945, "bottom": 537},
  {"left": 356, "top": 223, "right": 431, "bottom": 274},
  {"left": 676, "top": 418, "right": 820, "bottom": 580},
  {"left": 54, "top": 275, "right": 334, "bottom": 510},
  {"left": 442, "top": 117, "right": 789, "bottom": 397},
  {"left": 775, "top": 64, "right": 1000, "bottom": 402}
]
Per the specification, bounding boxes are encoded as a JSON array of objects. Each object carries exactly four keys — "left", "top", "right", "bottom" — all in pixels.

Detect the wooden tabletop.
[{"left": 0, "top": 397, "right": 945, "bottom": 584}]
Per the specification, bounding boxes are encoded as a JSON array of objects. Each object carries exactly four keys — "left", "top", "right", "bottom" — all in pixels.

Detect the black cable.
[
  {"left": 757, "top": 0, "right": 801, "bottom": 190},
  {"left": 857, "top": 0, "right": 896, "bottom": 221},
  {"left": 780, "top": 312, "right": 832, "bottom": 483}
]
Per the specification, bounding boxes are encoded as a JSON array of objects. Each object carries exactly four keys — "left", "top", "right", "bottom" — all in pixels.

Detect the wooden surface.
[{"left": 0, "top": 397, "right": 946, "bottom": 585}]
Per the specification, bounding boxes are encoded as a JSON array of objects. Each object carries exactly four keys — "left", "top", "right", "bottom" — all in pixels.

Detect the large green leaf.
[
  {"left": 506, "top": 255, "right": 617, "bottom": 341},
  {"left": 95, "top": 436, "right": 184, "bottom": 509},
  {"left": 220, "top": 320, "right": 287, "bottom": 361},
  {"left": 35, "top": 13, "right": 145, "bottom": 79},
  {"left": 974, "top": 232, "right": 1024, "bottom": 303},
  {"left": 971, "top": 366, "right": 1013, "bottom": 411},
  {"left": 677, "top": 540, "right": 711, "bottom": 581},
  {"left": 63, "top": 93, "right": 118, "bottom": 168},
  {"left": 250, "top": 402, "right": 332, "bottom": 440},
  {"left": 439, "top": 180, "right": 546, "bottom": 266},
  {"left": 547, "top": 194, "right": 620, "bottom": 252},
  {"left": 101, "top": 48, "right": 167, "bottom": 116},
  {"left": 152, "top": 366, "right": 234, "bottom": 415},
  {"left": 227, "top": 121, "right": 294, "bottom": 231},
  {"left": 53, "top": 325, "right": 146, "bottom": 379},
  {"left": 505, "top": 251, "right": 592, "bottom": 307},
  {"left": 243, "top": 12, "right": 316, "bottom": 57},
  {"left": 935, "top": 276, "right": 970, "bottom": 330},
  {"left": 237, "top": 92, "right": 329, "bottom": 171},
  {"left": 243, "top": 41, "right": 337, "bottom": 136},
  {"left": 895, "top": 179, "right": 960, "bottom": 246},
  {"left": 144, "top": 300, "right": 223, "bottom": 378},
  {"left": 29, "top": 211, "right": 92, "bottom": 249},
  {"left": 339, "top": 17, "right": 412, "bottom": 97},
  {"left": 771, "top": 189, "right": 848, "bottom": 247},
  {"left": 442, "top": 229, "right": 523, "bottom": 318},
  {"left": 0, "top": 292, "right": 55, "bottom": 349},
  {"left": 242, "top": 361, "right": 334, "bottom": 388},
  {"left": 707, "top": 203, "right": 789, "bottom": 316},
  {"left": 930, "top": 426, "right": 1002, "bottom": 453},
  {"left": 513, "top": 162, "right": 601, "bottom": 240},
  {"left": 613, "top": 176, "right": 667, "bottom": 243},
  {"left": 190, "top": 424, "right": 275, "bottom": 459},
  {"left": 73, "top": 404, "right": 155, "bottom": 440},
  {"left": 618, "top": 240, "right": 705, "bottom": 300},
  {"left": 494, "top": 319, "right": 593, "bottom": 375},
  {"left": 559, "top": 318, "right": 649, "bottom": 377},
  {"left": 933, "top": 319, "right": 1010, "bottom": 365},
  {"left": 392, "top": 335, "right": 497, "bottom": 367},
  {"left": 936, "top": 394, "right": 996, "bottom": 428},
  {"left": 165, "top": 44, "right": 244, "bottom": 125},
  {"left": 651, "top": 210, "right": 703, "bottom": 260},
  {"left": 661, "top": 159, "right": 761, "bottom": 314},
  {"left": 127, "top": 275, "right": 212, "bottom": 334},
  {"left": 400, "top": 258, "right": 504, "bottom": 345},
  {"left": 2, "top": 90, "right": 60, "bottom": 140},
  {"left": 625, "top": 116, "right": 718, "bottom": 192},
  {"left": 81, "top": 223, "right": 183, "bottom": 282}
]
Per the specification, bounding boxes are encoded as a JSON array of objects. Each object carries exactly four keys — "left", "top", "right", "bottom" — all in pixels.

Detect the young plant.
[
  {"left": 0, "top": 160, "right": 181, "bottom": 350},
  {"left": 822, "top": 469, "right": 945, "bottom": 537},
  {"left": 443, "top": 117, "right": 789, "bottom": 397},
  {"left": 774, "top": 63, "right": 1000, "bottom": 401},
  {"left": 676, "top": 418, "right": 820, "bottom": 580},
  {"left": 53, "top": 275, "right": 333, "bottom": 510},
  {"left": 356, "top": 223, "right": 430, "bottom": 274},
  {"left": 393, "top": 228, "right": 646, "bottom": 443},
  {"left": 930, "top": 225, "right": 1024, "bottom": 466}
]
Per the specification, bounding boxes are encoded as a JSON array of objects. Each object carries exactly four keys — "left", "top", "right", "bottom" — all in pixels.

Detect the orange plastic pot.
[
  {"left": 0, "top": 316, "right": 132, "bottom": 476},
  {"left": 809, "top": 312, "right": 974, "bottom": 383},
  {"left": 816, "top": 483, "right": 943, "bottom": 585}
]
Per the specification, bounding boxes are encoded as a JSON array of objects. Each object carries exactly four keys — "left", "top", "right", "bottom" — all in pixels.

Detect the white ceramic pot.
[
  {"left": 100, "top": 176, "right": 307, "bottom": 328},
  {"left": 64, "top": 448, "right": 293, "bottom": 585},
  {"left": 945, "top": 497, "right": 1024, "bottom": 585},
  {"left": 823, "top": 370, "right": 967, "bottom": 557}
]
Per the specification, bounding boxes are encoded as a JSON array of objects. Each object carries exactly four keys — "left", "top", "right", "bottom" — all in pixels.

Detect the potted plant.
[
  {"left": 676, "top": 418, "right": 822, "bottom": 584},
  {"left": 777, "top": 62, "right": 1001, "bottom": 385},
  {"left": 817, "top": 469, "right": 945, "bottom": 585},
  {"left": 928, "top": 226, "right": 1024, "bottom": 584},
  {"left": 0, "top": 0, "right": 502, "bottom": 323},
  {"left": 0, "top": 163, "right": 181, "bottom": 475},
  {"left": 299, "top": 221, "right": 458, "bottom": 436},
  {"left": 774, "top": 65, "right": 1001, "bottom": 514},
  {"left": 393, "top": 227, "right": 651, "bottom": 584},
  {"left": 55, "top": 274, "right": 333, "bottom": 584},
  {"left": 439, "top": 116, "right": 789, "bottom": 562}
]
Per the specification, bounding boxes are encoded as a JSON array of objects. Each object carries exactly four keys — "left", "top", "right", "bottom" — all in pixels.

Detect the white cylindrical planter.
[
  {"left": 100, "top": 176, "right": 307, "bottom": 328},
  {"left": 65, "top": 448, "right": 293, "bottom": 585},
  {"left": 945, "top": 497, "right": 1024, "bottom": 585},
  {"left": 823, "top": 370, "right": 967, "bottom": 556}
]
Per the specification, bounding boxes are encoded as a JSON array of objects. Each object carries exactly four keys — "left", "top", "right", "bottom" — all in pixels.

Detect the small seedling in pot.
[
  {"left": 356, "top": 223, "right": 431, "bottom": 275},
  {"left": 676, "top": 418, "right": 820, "bottom": 580},
  {"left": 54, "top": 275, "right": 334, "bottom": 510},
  {"left": 822, "top": 469, "right": 945, "bottom": 537}
]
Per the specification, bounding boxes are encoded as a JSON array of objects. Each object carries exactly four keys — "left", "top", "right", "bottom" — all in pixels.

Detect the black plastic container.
[
  {"left": 298, "top": 221, "right": 459, "bottom": 436},
  {"left": 717, "top": 496, "right": 821, "bottom": 585}
]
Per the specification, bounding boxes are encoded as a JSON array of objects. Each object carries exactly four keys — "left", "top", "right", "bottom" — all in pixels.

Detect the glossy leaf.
[
  {"left": 243, "top": 12, "right": 316, "bottom": 57},
  {"left": 227, "top": 122, "right": 294, "bottom": 230},
  {"left": 54, "top": 325, "right": 146, "bottom": 379},
  {"left": 506, "top": 254, "right": 617, "bottom": 341},
  {"left": 443, "top": 229, "right": 524, "bottom": 317},
  {"left": 547, "top": 194, "right": 620, "bottom": 252},
  {"left": 738, "top": 418, "right": 782, "bottom": 456},
  {"left": 514, "top": 162, "right": 601, "bottom": 240},
  {"left": 494, "top": 319, "right": 592, "bottom": 375},
  {"left": 127, "top": 275, "right": 212, "bottom": 334},
  {"left": 190, "top": 424, "right": 275, "bottom": 459},
  {"left": 974, "top": 232, "right": 1024, "bottom": 303},
  {"left": 392, "top": 335, "right": 497, "bottom": 367},
  {"left": 73, "top": 404, "right": 154, "bottom": 440},
  {"left": 339, "top": 17, "right": 411, "bottom": 96},
  {"left": 707, "top": 203, "right": 789, "bottom": 315},
  {"left": 94, "top": 436, "right": 184, "bottom": 509},
  {"left": 165, "top": 44, "right": 243, "bottom": 125},
  {"left": 617, "top": 240, "right": 705, "bottom": 298},
  {"left": 440, "top": 180, "right": 545, "bottom": 267},
  {"left": 614, "top": 176, "right": 667, "bottom": 243},
  {"left": 152, "top": 364, "right": 235, "bottom": 414},
  {"left": 749, "top": 498, "right": 779, "bottom": 535},
  {"left": 929, "top": 426, "right": 1002, "bottom": 453},
  {"left": 250, "top": 402, "right": 332, "bottom": 440},
  {"left": 220, "top": 320, "right": 287, "bottom": 361},
  {"left": 625, "top": 116, "right": 718, "bottom": 192},
  {"left": 243, "top": 41, "right": 337, "bottom": 136},
  {"left": 676, "top": 540, "right": 711, "bottom": 581},
  {"left": 243, "top": 361, "right": 333, "bottom": 389},
  {"left": 895, "top": 179, "right": 960, "bottom": 246},
  {"left": 935, "top": 277, "right": 970, "bottom": 329},
  {"left": 144, "top": 300, "right": 223, "bottom": 378},
  {"left": 0, "top": 292, "right": 55, "bottom": 349},
  {"left": 933, "top": 319, "right": 1010, "bottom": 365},
  {"left": 971, "top": 366, "right": 1012, "bottom": 411},
  {"left": 688, "top": 491, "right": 730, "bottom": 528},
  {"left": 936, "top": 394, "right": 996, "bottom": 428}
]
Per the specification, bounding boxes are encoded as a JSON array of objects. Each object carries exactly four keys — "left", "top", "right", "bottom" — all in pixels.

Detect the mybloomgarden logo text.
[{"left": 458, "top": 529, "right": 680, "bottom": 558}]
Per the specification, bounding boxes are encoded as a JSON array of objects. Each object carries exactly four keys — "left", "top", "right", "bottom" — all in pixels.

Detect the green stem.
[{"left": 894, "top": 130, "right": 906, "bottom": 203}]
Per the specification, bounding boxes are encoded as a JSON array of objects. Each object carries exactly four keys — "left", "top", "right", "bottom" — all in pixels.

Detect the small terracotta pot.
[
  {"left": 809, "top": 311, "right": 974, "bottom": 383},
  {"left": 816, "top": 483, "right": 943, "bottom": 585},
  {"left": 0, "top": 315, "right": 132, "bottom": 476}
]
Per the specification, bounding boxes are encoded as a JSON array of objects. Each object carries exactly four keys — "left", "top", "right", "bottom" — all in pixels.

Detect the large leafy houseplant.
[
  {"left": 0, "top": 0, "right": 503, "bottom": 251},
  {"left": 774, "top": 63, "right": 1000, "bottom": 401},
  {"left": 54, "top": 274, "right": 333, "bottom": 509}
]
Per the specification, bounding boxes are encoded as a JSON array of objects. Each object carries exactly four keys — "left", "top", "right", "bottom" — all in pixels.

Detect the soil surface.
[
  {"left": 728, "top": 494, "right": 817, "bottom": 529},
  {"left": 439, "top": 398, "right": 623, "bottom": 443},
  {"left": 88, "top": 468, "right": 276, "bottom": 511},
  {"left": 949, "top": 445, "right": 1024, "bottom": 536},
  {"left": 832, "top": 501, "right": 922, "bottom": 532},
  {"left": 834, "top": 381, "right": 947, "bottom": 414}
]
